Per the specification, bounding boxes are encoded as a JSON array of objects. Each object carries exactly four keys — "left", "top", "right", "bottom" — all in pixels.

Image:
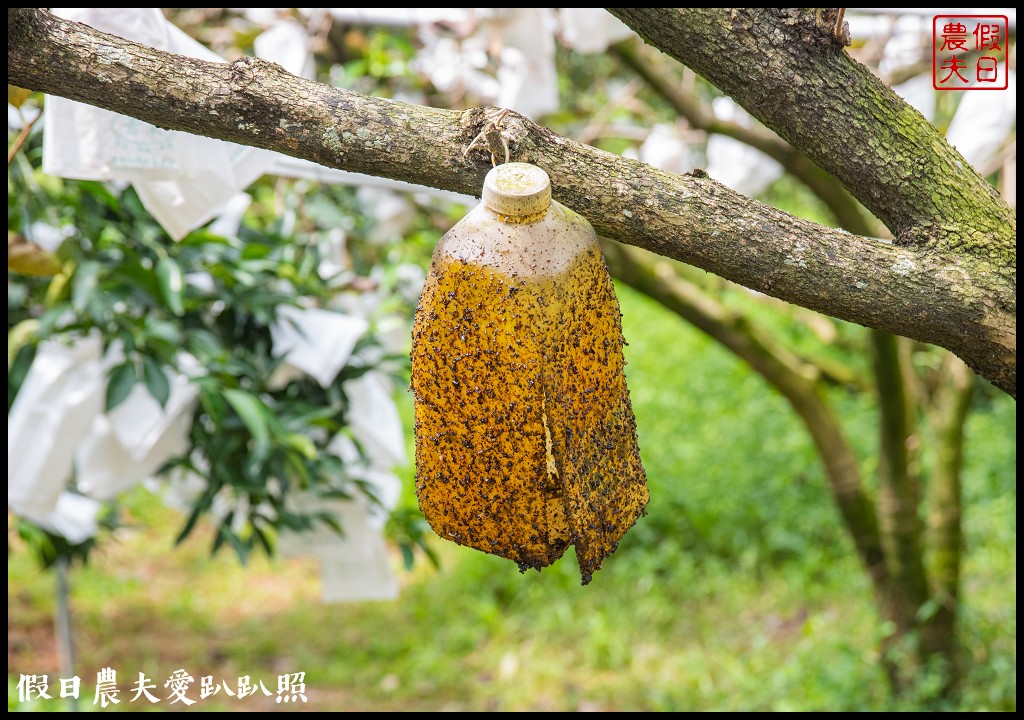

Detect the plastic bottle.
[{"left": 411, "top": 162, "right": 648, "bottom": 585}]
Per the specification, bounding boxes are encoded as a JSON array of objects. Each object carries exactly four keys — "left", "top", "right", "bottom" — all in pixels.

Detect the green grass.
[{"left": 7, "top": 283, "right": 1016, "bottom": 712}]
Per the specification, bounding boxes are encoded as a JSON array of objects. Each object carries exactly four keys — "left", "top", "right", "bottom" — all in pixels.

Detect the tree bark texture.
[
  {"left": 611, "top": 40, "right": 873, "bottom": 234},
  {"left": 7, "top": 8, "right": 1017, "bottom": 397},
  {"left": 609, "top": 8, "right": 1016, "bottom": 260},
  {"left": 871, "top": 332, "right": 931, "bottom": 626}
]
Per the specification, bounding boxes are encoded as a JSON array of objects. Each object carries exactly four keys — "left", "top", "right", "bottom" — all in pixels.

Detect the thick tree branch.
[
  {"left": 7, "top": 8, "right": 1016, "bottom": 397},
  {"left": 609, "top": 8, "right": 1016, "bottom": 263},
  {"left": 622, "top": 250, "right": 867, "bottom": 390},
  {"left": 612, "top": 38, "right": 873, "bottom": 233}
]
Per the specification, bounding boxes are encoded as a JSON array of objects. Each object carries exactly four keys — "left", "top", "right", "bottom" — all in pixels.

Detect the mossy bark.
[{"left": 609, "top": 8, "right": 1016, "bottom": 264}]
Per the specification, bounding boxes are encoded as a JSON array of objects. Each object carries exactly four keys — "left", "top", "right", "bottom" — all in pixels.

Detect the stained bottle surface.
[{"left": 411, "top": 163, "right": 648, "bottom": 585}]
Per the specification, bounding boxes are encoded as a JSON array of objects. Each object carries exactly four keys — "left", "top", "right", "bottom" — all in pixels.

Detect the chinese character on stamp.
[{"left": 933, "top": 15, "right": 1009, "bottom": 90}]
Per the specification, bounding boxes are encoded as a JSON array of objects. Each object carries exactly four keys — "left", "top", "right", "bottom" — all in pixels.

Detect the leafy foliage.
[{"left": 8, "top": 135, "right": 431, "bottom": 566}]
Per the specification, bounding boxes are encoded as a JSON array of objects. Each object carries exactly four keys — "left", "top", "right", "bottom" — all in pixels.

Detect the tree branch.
[
  {"left": 602, "top": 241, "right": 889, "bottom": 592},
  {"left": 7, "top": 8, "right": 1015, "bottom": 397},
  {"left": 611, "top": 38, "right": 873, "bottom": 233},
  {"left": 612, "top": 34, "right": 878, "bottom": 392},
  {"left": 608, "top": 8, "right": 1016, "bottom": 262}
]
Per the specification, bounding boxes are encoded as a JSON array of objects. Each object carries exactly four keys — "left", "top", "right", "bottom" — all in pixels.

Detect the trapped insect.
[{"left": 411, "top": 163, "right": 648, "bottom": 585}]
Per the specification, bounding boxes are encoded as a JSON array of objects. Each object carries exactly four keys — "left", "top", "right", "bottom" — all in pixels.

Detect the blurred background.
[{"left": 8, "top": 8, "right": 1016, "bottom": 711}]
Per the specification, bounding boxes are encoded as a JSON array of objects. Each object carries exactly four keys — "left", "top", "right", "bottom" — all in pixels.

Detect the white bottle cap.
[{"left": 482, "top": 163, "right": 552, "bottom": 218}]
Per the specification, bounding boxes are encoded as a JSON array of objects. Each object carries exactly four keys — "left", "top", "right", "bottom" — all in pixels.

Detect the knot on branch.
[
  {"left": 229, "top": 56, "right": 288, "bottom": 92},
  {"left": 766, "top": 8, "right": 849, "bottom": 48},
  {"left": 460, "top": 106, "right": 531, "bottom": 168},
  {"left": 831, "top": 9, "right": 851, "bottom": 47}
]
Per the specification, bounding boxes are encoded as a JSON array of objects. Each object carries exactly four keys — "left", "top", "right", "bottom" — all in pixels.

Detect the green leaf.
[
  {"left": 7, "top": 319, "right": 38, "bottom": 369},
  {"left": 175, "top": 483, "right": 217, "bottom": 546},
  {"left": 226, "top": 529, "right": 250, "bottom": 564},
  {"left": 9, "top": 343, "right": 37, "bottom": 412},
  {"left": 211, "top": 524, "right": 228, "bottom": 555},
  {"left": 241, "top": 243, "right": 271, "bottom": 260},
  {"left": 185, "top": 328, "right": 225, "bottom": 362},
  {"left": 142, "top": 356, "right": 171, "bottom": 408},
  {"left": 71, "top": 260, "right": 101, "bottom": 313},
  {"left": 36, "top": 306, "right": 68, "bottom": 337},
  {"left": 78, "top": 181, "right": 123, "bottom": 214},
  {"left": 283, "top": 452, "right": 311, "bottom": 485},
  {"left": 142, "top": 317, "right": 183, "bottom": 349},
  {"left": 316, "top": 511, "right": 343, "bottom": 535},
  {"left": 420, "top": 542, "right": 441, "bottom": 569},
  {"left": 156, "top": 256, "right": 185, "bottom": 316},
  {"left": 42, "top": 269, "right": 72, "bottom": 308},
  {"left": 106, "top": 362, "right": 138, "bottom": 412},
  {"left": 224, "top": 389, "right": 272, "bottom": 447},
  {"left": 109, "top": 261, "right": 161, "bottom": 300},
  {"left": 175, "top": 503, "right": 205, "bottom": 546},
  {"left": 400, "top": 544, "right": 415, "bottom": 571},
  {"left": 283, "top": 433, "right": 317, "bottom": 460},
  {"left": 199, "top": 386, "right": 227, "bottom": 426},
  {"left": 252, "top": 524, "right": 273, "bottom": 555},
  {"left": 178, "top": 228, "right": 236, "bottom": 247}
]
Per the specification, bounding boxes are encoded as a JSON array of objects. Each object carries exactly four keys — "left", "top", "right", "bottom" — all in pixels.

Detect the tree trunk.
[
  {"left": 920, "top": 356, "right": 975, "bottom": 692},
  {"left": 608, "top": 9, "right": 1015, "bottom": 260}
]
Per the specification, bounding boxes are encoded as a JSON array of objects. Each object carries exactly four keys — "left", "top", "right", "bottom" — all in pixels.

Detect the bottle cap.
[{"left": 482, "top": 163, "right": 552, "bottom": 218}]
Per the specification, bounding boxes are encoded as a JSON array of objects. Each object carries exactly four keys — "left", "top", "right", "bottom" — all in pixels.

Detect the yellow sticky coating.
[{"left": 411, "top": 189, "right": 648, "bottom": 585}]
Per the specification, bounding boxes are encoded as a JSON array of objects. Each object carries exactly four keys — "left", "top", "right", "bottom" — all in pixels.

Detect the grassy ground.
[{"left": 8, "top": 284, "right": 1017, "bottom": 712}]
